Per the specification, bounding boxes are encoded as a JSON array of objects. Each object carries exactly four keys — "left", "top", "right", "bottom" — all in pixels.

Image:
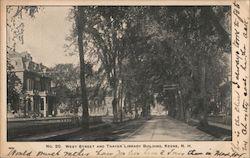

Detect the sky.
[{"left": 16, "top": 7, "right": 79, "bottom": 67}]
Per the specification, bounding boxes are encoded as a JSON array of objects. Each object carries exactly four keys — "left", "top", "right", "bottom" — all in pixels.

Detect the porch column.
[
  {"left": 43, "top": 97, "right": 47, "bottom": 117},
  {"left": 30, "top": 97, "right": 34, "bottom": 112}
]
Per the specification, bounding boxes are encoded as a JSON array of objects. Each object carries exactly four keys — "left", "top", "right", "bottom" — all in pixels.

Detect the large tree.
[
  {"left": 7, "top": 6, "right": 40, "bottom": 114},
  {"left": 74, "top": 6, "right": 91, "bottom": 128},
  {"left": 65, "top": 6, "right": 231, "bottom": 126}
]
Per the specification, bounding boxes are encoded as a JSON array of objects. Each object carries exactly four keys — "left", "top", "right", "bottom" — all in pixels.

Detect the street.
[
  {"left": 124, "top": 116, "right": 217, "bottom": 141},
  {"left": 53, "top": 116, "right": 217, "bottom": 141}
]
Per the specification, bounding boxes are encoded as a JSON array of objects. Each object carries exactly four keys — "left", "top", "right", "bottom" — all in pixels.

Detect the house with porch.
[{"left": 8, "top": 51, "right": 56, "bottom": 118}]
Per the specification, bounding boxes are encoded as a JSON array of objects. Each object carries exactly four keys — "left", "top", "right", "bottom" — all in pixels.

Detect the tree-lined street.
[
  {"left": 46, "top": 116, "right": 217, "bottom": 141},
  {"left": 7, "top": 6, "right": 232, "bottom": 141}
]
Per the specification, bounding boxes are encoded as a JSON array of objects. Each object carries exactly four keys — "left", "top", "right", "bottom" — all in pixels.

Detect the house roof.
[{"left": 8, "top": 50, "right": 50, "bottom": 77}]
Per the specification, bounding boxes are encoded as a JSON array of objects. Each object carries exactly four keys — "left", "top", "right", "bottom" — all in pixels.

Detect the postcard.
[{"left": 0, "top": 0, "right": 249, "bottom": 157}]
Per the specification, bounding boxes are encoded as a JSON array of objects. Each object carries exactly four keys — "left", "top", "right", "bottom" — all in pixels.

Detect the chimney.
[
  {"left": 24, "top": 61, "right": 30, "bottom": 70},
  {"left": 42, "top": 68, "right": 47, "bottom": 73}
]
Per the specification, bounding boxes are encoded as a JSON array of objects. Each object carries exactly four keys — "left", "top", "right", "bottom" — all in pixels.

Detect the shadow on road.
[{"left": 44, "top": 119, "right": 146, "bottom": 141}]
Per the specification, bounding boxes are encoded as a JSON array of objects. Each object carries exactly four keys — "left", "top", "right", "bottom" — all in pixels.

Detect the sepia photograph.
[
  {"left": 6, "top": 5, "right": 233, "bottom": 142},
  {"left": 1, "top": 0, "right": 250, "bottom": 157}
]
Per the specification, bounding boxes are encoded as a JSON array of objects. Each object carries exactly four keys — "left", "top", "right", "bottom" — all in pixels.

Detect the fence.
[{"left": 7, "top": 116, "right": 102, "bottom": 140}]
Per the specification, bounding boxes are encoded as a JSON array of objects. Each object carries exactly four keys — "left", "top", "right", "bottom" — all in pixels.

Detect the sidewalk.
[
  {"left": 189, "top": 118, "right": 232, "bottom": 140},
  {"left": 10, "top": 123, "right": 110, "bottom": 141},
  {"left": 208, "top": 121, "right": 231, "bottom": 130},
  {"left": 190, "top": 118, "right": 232, "bottom": 130}
]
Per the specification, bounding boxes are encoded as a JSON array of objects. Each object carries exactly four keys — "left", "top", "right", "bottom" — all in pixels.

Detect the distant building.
[{"left": 8, "top": 51, "right": 56, "bottom": 117}]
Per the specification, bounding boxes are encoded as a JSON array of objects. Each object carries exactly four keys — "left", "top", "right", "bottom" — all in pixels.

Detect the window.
[
  {"left": 26, "top": 79, "right": 29, "bottom": 90},
  {"left": 27, "top": 99, "right": 31, "bottom": 111},
  {"left": 40, "top": 98, "right": 44, "bottom": 110},
  {"left": 27, "top": 79, "right": 34, "bottom": 91}
]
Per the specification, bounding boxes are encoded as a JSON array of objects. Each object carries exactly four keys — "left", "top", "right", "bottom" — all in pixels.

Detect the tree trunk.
[
  {"left": 141, "top": 100, "right": 146, "bottom": 117},
  {"left": 119, "top": 80, "right": 124, "bottom": 122},
  {"left": 178, "top": 90, "right": 185, "bottom": 121},
  {"left": 76, "top": 7, "right": 89, "bottom": 128},
  {"left": 111, "top": 49, "right": 119, "bottom": 122},
  {"left": 135, "top": 104, "right": 139, "bottom": 119},
  {"left": 112, "top": 88, "right": 118, "bottom": 122},
  {"left": 111, "top": 74, "right": 118, "bottom": 122},
  {"left": 147, "top": 103, "right": 150, "bottom": 118},
  {"left": 199, "top": 57, "right": 208, "bottom": 127}
]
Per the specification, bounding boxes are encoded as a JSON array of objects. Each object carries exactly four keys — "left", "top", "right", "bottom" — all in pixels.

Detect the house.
[{"left": 8, "top": 51, "right": 56, "bottom": 117}]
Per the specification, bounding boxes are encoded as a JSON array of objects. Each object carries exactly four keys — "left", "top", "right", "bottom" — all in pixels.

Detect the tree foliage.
[
  {"left": 66, "top": 6, "right": 231, "bottom": 124},
  {"left": 7, "top": 62, "right": 21, "bottom": 112}
]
